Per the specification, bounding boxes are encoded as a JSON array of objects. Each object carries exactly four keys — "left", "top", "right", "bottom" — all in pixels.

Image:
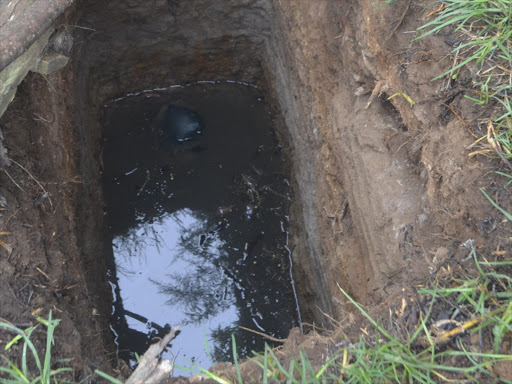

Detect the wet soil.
[{"left": 101, "top": 83, "right": 299, "bottom": 374}]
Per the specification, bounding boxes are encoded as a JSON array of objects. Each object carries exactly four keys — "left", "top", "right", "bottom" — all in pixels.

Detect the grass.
[
  {"left": 337, "top": 264, "right": 512, "bottom": 383},
  {"left": 0, "top": 311, "right": 72, "bottom": 384},
  {"left": 417, "top": 1, "right": 512, "bottom": 78},
  {"left": 416, "top": 0, "right": 512, "bottom": 159},
  {"left": 0, "top": 313, "right": 123, "bottom": 384},
  {"left": 5, "top": 261, "right": 512, "bottom": 384}
]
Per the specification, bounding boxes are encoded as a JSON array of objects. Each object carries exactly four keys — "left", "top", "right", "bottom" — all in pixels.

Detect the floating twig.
[{"left": 137, "top": 170, "right": 150, "bottom": 197}]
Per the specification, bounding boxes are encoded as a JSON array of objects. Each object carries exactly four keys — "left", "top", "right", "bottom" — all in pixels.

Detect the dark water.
[{"left": 101, "top": 83, "right": 299, "bottom": 375}]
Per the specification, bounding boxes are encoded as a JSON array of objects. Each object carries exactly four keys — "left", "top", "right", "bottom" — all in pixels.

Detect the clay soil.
[{"left": 1, "top": 0, "right": 512, "bottom": 383}]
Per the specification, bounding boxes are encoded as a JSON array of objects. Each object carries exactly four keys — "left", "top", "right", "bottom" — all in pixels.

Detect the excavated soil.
[{"left": 1, "top": 0, "right": 511, "bottom": 382}]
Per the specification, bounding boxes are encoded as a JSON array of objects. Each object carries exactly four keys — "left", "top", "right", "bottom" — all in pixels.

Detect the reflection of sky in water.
[{"left": 113, "top": 209, "right": 238, "bottom": 374}]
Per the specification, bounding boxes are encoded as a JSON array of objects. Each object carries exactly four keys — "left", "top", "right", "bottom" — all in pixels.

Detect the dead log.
[{"left": 0, "top": 0, "right": 74, "bottom": 72}]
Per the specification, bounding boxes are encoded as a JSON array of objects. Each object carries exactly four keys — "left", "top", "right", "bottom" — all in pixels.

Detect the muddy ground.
[{"left": 1, "top": 0, "right": 512, "bottom": 382}]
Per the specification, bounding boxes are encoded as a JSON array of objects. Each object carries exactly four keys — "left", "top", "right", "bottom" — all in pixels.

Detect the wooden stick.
[{"left": 126, "top": 325, "right": 180, "bottom": 384}]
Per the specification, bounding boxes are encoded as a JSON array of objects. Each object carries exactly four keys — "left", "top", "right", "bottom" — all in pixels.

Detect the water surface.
[{"left": 101, "top": 83, "right": 298, "bottom": 375}]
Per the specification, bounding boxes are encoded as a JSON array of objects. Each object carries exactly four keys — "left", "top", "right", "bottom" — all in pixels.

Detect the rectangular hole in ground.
[{"left": 101, "top": 82, "right": 300, "bottom": 374}]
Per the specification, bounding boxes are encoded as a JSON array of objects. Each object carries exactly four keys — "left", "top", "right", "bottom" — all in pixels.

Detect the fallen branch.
[{"left": 125, "top": 325, "right": 180, "bottom": 384}]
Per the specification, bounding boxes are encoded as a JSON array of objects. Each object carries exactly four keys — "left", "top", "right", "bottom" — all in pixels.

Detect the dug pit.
[
  {"left": 0, "top": 0, "right": 505, "bottom": 381},
  {"left": 71, "top": 0, "right": 317, "bottom": 373}
]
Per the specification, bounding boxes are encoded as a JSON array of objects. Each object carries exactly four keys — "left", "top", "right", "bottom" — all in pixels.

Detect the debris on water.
[{"left": 125, "top": 168, "right": 138, "bottom": 176}]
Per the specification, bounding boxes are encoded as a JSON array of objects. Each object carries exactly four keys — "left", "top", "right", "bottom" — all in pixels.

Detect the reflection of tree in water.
[
  {"left": 151, "top": 209, "right": 235, "bottom": 324},
  {"left": 150, "top": 199, "right": 295, "bottom": 363},
  {"left": 210, "top": 325, "right": 238, "bottom": 363},
  {"left": 113, "top": 218, "right": 168, "bottom": 270}
]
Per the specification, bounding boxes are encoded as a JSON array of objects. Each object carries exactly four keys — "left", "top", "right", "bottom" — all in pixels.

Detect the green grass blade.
[
  {"left": 0, "top": 357, "right": 30, "bottom": 383},
  {"left": 262, "top": 346, "right": 269, "bottom": 384},
  {"left": 42, "top": 311, "right": 54, "bottom": 383},
  {"left": 94, "top": 370, "right": 125, "bottom": 384},
  {"left": 480, "top": 188, "right": 512, "bottom": 220},
  {"left": 339, "top": 286, "right": 395, "bottom": 341},
  {"left": 231, "top": 335, "right": 243, "bottom": 384},
  {"left": 4, "top": 334, "right": 23, "bottom": 351}
]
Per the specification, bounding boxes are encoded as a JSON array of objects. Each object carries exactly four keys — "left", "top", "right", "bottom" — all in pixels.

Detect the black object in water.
[{"left": 155, "top": 104, "right": 204, "bottom": 145}]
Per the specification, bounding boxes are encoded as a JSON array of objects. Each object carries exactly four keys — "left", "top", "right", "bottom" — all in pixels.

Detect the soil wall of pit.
[{"left": 264, "top": 0, "right": 499, "bottom": 319}]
